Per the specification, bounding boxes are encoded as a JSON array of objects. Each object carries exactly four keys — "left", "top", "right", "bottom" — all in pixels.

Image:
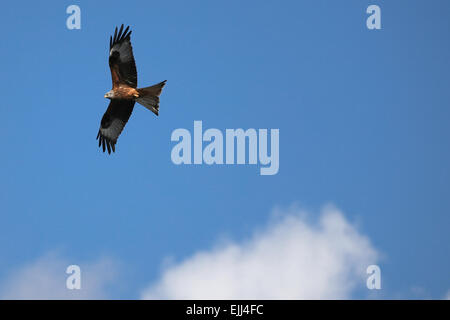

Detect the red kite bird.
[{"left": 97, "top": 24, "right": 166, "bottom": 154}]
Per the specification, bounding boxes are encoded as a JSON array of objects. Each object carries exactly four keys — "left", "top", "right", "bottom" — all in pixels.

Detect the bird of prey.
[{"left": 97, "top": 24, "right": 166, "bottom": 154}]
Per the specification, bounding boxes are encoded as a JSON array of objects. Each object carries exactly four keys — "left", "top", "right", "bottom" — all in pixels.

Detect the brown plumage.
[{"left": 96, "top": 24, "right": 167, "bottom": 154}]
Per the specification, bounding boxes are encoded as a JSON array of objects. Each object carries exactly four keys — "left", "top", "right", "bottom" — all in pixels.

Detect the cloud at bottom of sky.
[
  {"left": 445, "top": 290, "right": 450, "bottom": 300},
  {"left": 0, "top": 253, "right": 118, "bottom": 299},
  {"left": 141, "top": 205, "right": 379, "bottom": 299},
  {"left": 0, "top": 204, "right": 379, "bottom": 299}
]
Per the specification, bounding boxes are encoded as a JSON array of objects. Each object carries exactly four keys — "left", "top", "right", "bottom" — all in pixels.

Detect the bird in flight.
[{"left": 97, "top": 24, "right": 166, "bottom": 154}]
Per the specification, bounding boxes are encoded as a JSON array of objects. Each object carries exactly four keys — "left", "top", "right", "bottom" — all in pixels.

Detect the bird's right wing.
[
  {"left": 96, "top": 99, "right": 135, "bottom": 154},
  {"left": 109, "top": 25, "right": 138, "bottom": 88}
]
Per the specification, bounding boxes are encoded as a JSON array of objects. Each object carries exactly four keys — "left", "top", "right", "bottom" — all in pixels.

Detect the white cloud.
[
  {"left": 1, "top": 205, "right": 380, "bottom": 299},
  {"left": 0, "top": 253, "right": 117, "bottom": 299},
  {"left": 445, "top": 290, "right": 450, "bottom": 300},
  {"left": 141, "top": 205, "right": 379, "bottom": 299}
]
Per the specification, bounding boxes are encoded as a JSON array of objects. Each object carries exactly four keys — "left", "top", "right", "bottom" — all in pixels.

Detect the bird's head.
[{"left": 104, "top": 90, "right": 114, "bottom": 99}]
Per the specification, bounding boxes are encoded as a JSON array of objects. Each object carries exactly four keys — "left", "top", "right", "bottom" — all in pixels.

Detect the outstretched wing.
[
  {"left": 109, "top": 25, "right": 137, "bottom": 88},
  {"left": 96, "top": 100, "right": 135, "bottom": 154}
]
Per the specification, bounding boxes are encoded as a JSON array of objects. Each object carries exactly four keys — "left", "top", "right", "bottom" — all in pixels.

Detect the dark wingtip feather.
[
  {"left": 97, "top": 130, "right": 118, "bottom": 154},
  {"left": 113, "top": 27, "right": 118, "bottom": 44},
  {"left": 117, "top": 25, "right": 124, "bottom": 41},
  {"left": 123, "top": 26, "right": 131, "bottom": 40},
  {"left": 123, "top": 26, "right": 130, "bottom": 39},
  {"left": 110, "top": 25, "right": 132, "bottom": 47}
]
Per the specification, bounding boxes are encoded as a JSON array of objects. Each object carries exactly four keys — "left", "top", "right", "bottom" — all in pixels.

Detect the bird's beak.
[{"left": 104, "top": 94, "right": 107, "bottom": 98}]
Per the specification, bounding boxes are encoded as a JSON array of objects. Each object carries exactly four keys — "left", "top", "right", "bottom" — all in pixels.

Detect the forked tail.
[{"left": 136, "top": 80, "right": 167, "bottom": 115}]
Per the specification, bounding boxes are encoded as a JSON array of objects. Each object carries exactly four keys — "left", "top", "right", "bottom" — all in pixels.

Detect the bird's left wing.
[
  {"left": 96, "top": 99, "right": 135, "bottom": 154},
  {"left": 109, "top": 25, "right": 138, "bottom": 88}
]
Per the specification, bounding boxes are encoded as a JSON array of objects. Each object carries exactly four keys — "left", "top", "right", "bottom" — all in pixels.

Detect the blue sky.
[{"left": 0, "top": 0, "right": 449, "bottom": 299}]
